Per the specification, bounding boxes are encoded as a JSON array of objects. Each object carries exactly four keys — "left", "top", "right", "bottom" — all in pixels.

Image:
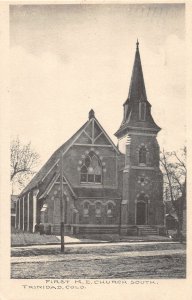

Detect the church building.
[{"left": 15, "top": 42, "right": 165, "bottom": 236}]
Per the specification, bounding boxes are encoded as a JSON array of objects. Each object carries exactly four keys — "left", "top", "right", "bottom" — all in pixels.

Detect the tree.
[
  {"left": 160, "top": 147, "right": 186, "bottom": 241},
  {"left": 11, "top": 137, "right": 40, "bottom": 193}
]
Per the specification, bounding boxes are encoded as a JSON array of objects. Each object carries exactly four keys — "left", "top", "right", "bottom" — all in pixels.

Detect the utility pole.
[
  {"left": 60, "top": 150, "right": 65, "bottom": 253},
  {"left": 164, "top": 188, "right": 168, "bottom": 236}
]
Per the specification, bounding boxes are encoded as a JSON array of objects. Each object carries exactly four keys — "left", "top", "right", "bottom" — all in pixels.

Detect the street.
[{"left": 11, "top": 241, "right": 186, "bottom": 279}]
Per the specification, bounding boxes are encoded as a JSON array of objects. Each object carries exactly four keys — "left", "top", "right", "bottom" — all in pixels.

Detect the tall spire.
[
  {"left": 114, "top": 41, "right": 161, "bottom": 138},
  {"left": 136, "top": 38, "right": 139, "bottom": 50},
  {"left": 127, "top": 40, "right": 147, "bottom": 102}
]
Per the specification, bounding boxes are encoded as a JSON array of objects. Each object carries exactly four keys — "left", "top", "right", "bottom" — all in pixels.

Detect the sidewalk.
[
  {"left": 13, "top": 240, "right": 178, "bottom": 250},
  {"left": 12, "top": 234, "right": 173, "bottom": 247},
  {"left": 56, "top": 235, "right": 172, "bottom": 243}
]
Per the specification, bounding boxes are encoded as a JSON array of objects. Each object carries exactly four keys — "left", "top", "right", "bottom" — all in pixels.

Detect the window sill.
[{"left": 80, "top": 182, "right": 102, "bottom": 186}]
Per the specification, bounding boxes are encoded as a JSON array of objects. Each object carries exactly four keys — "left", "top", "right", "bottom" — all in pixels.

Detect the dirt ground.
[
  {"left": 11, "top": 242, "right": 186, "bottom": 279},
  {"left": 11, "top": 254, "right": 186, "bottom": 279}
]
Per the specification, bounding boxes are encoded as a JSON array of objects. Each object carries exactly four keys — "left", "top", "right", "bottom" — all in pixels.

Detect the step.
[{"left": 137, "top": 226, "right": 158, "bottom": 236}]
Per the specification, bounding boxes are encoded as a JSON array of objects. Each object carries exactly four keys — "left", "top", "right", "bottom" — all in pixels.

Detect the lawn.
[
  {"left": 11, "top": 228, "right": 173, "bottom": 246},
  {"left": 11, "top": 228, "right": 59, "bottom": 246}
]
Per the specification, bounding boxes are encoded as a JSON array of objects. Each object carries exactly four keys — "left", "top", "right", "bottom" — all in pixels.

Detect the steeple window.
[
  {"left": 139, "top": 146, "right": 147, "bottom": 164},
  {"left": 139, "top": 102, "right": 146, "bottom": 121}
]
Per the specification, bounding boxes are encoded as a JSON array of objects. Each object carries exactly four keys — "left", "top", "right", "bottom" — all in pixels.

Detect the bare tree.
[
  {"left": 160, "top": 147, "right": 186, "bottom": 241},
  {"left": 11, "top": 137, "right": 40, "bottom": 193}
]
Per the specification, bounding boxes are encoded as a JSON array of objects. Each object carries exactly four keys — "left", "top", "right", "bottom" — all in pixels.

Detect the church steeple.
[
  {"left": 127, "top": 40, "right": 147, "bottom": 103},
  {"left": 115, "top": 41, "right": 160, "bottom": 139}
]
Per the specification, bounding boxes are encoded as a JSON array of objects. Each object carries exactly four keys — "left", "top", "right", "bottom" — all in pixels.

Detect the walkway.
[{"left": 12, "top": 240, "right": 177, "bottom": 250}]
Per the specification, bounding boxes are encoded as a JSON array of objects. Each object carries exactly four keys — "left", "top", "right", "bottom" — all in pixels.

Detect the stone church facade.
[{"left": 15, "top": 42, "right": 165, "bottom": 235}]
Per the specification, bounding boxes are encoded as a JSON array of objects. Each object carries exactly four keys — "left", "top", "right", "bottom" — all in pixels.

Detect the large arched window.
[
  {"left": 80, "top": 151, "right": 102, "bottom": 183},
  {"left": 139, "top": 146, "right": 147, "bottom": 164}
]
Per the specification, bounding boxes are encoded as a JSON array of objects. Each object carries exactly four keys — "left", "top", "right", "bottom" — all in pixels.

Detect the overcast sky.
[{"left": 10, "top": 4, "right": 185, "bottom": 168}]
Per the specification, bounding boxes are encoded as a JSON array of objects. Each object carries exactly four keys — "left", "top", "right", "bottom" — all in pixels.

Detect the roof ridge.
[{"left": 19, "top": 120, "right": 89, "bottom": 196}]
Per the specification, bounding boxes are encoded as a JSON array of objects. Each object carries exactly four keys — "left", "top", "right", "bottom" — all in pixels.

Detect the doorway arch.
[{"left": 136, "top": 194, "right": 148, "bottom": 225}]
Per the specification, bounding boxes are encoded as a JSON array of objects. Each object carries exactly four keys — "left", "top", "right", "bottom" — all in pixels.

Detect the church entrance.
[{"left": 136, "top": 202, "right": 147, "bottom": 225}]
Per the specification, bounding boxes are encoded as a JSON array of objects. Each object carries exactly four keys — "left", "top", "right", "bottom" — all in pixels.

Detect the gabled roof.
[
  {"left": 74, "top": 110, "right": 120, "bottom": 154},
  {"left": 19, "top": 110, "right": 120, "bottom": 197},
  {"left": 19, "top": 120, "right": 88, "bottom": 196},
  {"left": 39, "top": 172, "right": 77, "bottom": 200},
  {"left": 92, "top": 116, "right": 120, "bottom": 154}
]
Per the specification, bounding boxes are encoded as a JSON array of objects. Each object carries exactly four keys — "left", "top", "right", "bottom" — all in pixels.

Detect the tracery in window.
[
  {"left": 80, "top": 151, "right": 102, "bottom": 183},
  {"left": 139, "top": 146, "right": 147, "bottom": 164}
]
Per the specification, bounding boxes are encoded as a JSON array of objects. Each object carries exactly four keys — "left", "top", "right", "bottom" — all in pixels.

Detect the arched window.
[
  {"left": 107, "top": 203, "right": 114, "bottom": 217},
  {"left": 80, "top": 166, "right": 88, "bottom": 183},
  {"left": 83, "top": 202, "right": 89, "bottom": 217},
  {"left": 139, "top": 146, "right": 147, "bottom": 164},
  {"left": 95, "top": 202, "right": 102, "bottom": 218},
  {"left": 139, "top": 102, "right": 146, "bottom": 121},
  {"left": 80, "top": 151, "right": 102, "bottom": 183}
]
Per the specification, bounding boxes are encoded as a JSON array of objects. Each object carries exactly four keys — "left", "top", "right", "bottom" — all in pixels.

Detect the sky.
[{"left": 10, "top": 4, "right": 185, "bottom": 169}]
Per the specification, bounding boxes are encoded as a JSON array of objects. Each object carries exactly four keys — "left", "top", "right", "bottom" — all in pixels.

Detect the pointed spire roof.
[
  {"left": 126, "top": 39, "right": 147, "bottom": 103},
  {"left": 115, "top": 41, "right": 161, "bottom": 138}
]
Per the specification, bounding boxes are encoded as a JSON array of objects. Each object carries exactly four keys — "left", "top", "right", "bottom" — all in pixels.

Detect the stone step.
[
  {"left": 137, "top": 226, "right": 159, "bottom": 236},
  {"left": 51, "top": 225, "right": 71, "bottom": 235}
]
